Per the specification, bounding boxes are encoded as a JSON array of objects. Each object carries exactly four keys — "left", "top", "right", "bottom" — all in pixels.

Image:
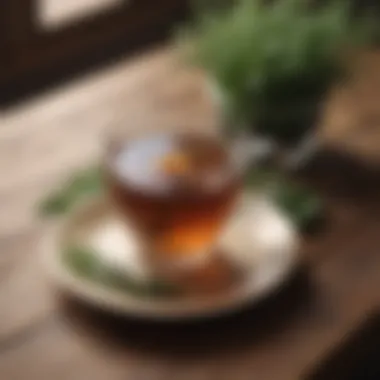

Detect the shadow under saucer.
[{"left": 57, "top": 265, "right": 313, "bottom": 360}]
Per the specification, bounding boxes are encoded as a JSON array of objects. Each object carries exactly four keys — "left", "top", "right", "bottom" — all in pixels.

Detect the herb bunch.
[{"left": 185, "top": 0, "right": 374, "bottom": 137}]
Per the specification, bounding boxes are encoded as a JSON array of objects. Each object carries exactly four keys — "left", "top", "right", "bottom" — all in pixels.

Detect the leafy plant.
[{"left": 183, "top": 0, "right": 375, "bottom": 142}]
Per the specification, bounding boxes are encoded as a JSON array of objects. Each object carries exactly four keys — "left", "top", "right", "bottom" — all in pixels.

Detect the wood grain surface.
[{"left": 1, "top": 47, "right": 380, "bottom": 380}]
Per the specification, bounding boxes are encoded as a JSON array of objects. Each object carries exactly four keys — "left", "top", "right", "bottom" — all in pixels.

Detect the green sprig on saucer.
[
  {"left": 64, "top": 246, "right": 180, "bottom": 298},
  {"left": 246, "top": 168, "right": 323, "bottom": 230},
  {"left": 40, "top": 167, "right": 103, "bottom": 216}
]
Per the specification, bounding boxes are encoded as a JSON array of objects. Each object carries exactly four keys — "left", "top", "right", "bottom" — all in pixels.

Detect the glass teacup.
[{"left": 104, "top": 132, "right": 241, "bottom": 277}]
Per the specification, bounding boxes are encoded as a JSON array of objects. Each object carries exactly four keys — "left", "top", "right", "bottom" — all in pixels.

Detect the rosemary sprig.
[
  {"left": 63, "top": 246, "right": 180, "bottom": 298},
  {"left": 39, "top": 167, "right": 103, "bottom": 217},
  {"left": 246, "top": 168, "right": 323, "bottom": 229}
]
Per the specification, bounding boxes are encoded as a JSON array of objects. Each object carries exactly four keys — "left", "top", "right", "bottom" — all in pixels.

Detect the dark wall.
[{"left": 0, "top": 0, "right": 190, "bottom": 107}]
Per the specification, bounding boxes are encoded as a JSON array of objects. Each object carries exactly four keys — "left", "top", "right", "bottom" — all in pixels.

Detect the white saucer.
[{"left": 43, "top": 194, "right": 300, "bottom": 320}]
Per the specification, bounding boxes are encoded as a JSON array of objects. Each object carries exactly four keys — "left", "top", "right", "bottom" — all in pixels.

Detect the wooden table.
[{"left": 1, "top": 47, "right": 380, "bottom": 380}]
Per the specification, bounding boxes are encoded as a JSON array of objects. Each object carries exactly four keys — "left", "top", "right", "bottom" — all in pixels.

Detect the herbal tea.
[{"left": 105, "top": 133, "right": 240, "bottom": 264}]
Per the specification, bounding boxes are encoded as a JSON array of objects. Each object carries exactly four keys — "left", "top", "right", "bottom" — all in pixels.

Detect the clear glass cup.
[{"left": 104, "top": 131, "right": 242, "bottom": 276}]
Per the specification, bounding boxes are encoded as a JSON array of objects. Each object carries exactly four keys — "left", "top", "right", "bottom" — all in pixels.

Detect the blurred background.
[
  {"left": 1, "top": 0, "right": 380, "bottom": 106},
  {"left": 3, "top": 1, "right": 380, "bottom": 380},
  {"left": 0, "top": 0, "right": 191, "bottom": 105}
]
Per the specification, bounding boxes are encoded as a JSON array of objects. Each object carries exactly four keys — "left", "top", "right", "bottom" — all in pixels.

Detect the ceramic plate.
[{"left": 43, "top": 194, "right": 300, "bottom": 320}]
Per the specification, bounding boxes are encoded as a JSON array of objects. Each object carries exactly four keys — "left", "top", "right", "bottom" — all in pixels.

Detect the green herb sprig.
[
  {"left": 39, "top": 167, "right": 103, "bottom": 217},
  {"left": 246, "top": 168, "right": 323, "bottom": 229},
  {"left": 64, "top": 246, "right": 180, "bottom": 298}
]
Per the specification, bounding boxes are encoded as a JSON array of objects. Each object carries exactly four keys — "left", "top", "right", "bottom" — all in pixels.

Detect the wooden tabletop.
[{"left": 2, "top": 47, "right": 380, "bottom": 380}]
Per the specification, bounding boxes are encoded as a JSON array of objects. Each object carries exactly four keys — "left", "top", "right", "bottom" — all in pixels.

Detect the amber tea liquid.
[{"left": 105, "top": 133, "right": 240, "bottom": 266}]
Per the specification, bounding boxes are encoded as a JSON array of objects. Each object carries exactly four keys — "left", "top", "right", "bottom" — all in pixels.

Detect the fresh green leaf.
[
  {"left": 272, "top": 180, "right": 323, "bottom": 228},
  {"left": 39, "top": 167, "right": 103, "bottom": 217},
  {"left": 63, "top": 246, "right": 180, "bottom": 298},
  {"left": 246, "top": 168, "right": 323, "bottom": 229}
]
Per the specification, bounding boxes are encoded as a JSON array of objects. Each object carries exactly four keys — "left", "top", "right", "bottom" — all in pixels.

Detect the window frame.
[{"left": 0, "top": 0, "right": 189, "bottom": 104}]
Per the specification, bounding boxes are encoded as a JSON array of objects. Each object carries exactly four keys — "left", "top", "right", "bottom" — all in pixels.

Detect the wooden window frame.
[{"left": 0, "top": 0, "right": 189, "bottom": 105}]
